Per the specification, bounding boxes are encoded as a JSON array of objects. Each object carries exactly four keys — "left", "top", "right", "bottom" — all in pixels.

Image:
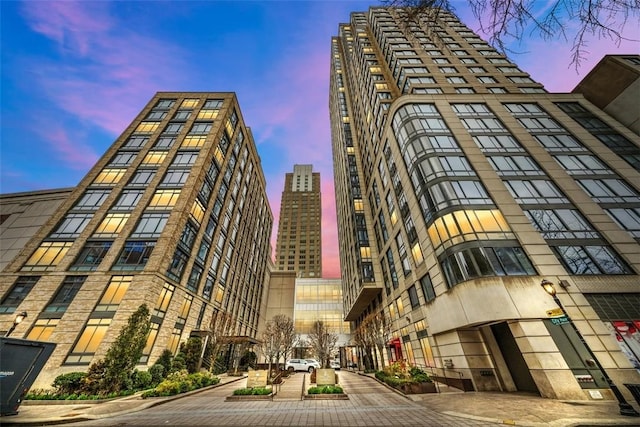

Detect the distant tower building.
[
  {"left": 0, "top": 92, "right": 273, "bottom": 387},
  {"left": 330, "top": 7, "right": 640, "bottom": 401},
  {"left": 275, "top": 165, "right": 322, "bottom": 277}
]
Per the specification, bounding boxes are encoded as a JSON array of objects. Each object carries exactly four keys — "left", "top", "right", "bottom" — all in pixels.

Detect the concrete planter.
[
  {"left": 225, "top": 393, "right": 273, "bottom": 401},
  {"left": 304, "top": 393, "right": 349, "bottom": 400},
  {"left": 396, "top": 382, "right": 437, "bottom": 394}
]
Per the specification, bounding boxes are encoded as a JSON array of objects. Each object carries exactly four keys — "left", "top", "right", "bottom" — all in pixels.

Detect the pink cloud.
[
  {"left": 33, "top": 121, "right": 99, "bottom": 170},
  {"left": 20, "top": 1, "right": 192, "bottom": 136}
]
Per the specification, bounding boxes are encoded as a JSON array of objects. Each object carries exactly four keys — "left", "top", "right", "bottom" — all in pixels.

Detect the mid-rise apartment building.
[
  {"left": 274, "top": 164, "right": 322, "bottom": 277},
  {"left": 0, "top": 92, "right": 273, "bottom": 387},
  {"left": 330, "top": 7, "right": 640, "bottom": 401}
]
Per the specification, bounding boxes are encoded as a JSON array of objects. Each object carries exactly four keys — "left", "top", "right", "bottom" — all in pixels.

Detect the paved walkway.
[
  {"left": 272, "top": 371, "right": 306, "bottom": 401},
  {"left": 2, "top": 370, "right": 640, "bottom": 426}
]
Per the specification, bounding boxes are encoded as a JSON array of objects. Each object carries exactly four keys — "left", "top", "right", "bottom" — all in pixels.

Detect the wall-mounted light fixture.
[{"left": 4, "top": 311, "right": 27, "bottom": 337}]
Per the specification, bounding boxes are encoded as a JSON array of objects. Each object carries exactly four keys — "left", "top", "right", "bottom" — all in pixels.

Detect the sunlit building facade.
[
  {"left": 330, "top": 7, "right": 640, "bottom": 401},
  {"left": 0, "top": 92, "right": 273, "bottom": 387},
  {"left": 274, "top": 164, "right": 322, "bottom": 277}
]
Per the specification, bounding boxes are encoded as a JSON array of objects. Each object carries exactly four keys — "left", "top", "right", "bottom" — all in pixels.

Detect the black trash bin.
[{"left": 624, "top": 384, "right": 640, "bottom": 406}]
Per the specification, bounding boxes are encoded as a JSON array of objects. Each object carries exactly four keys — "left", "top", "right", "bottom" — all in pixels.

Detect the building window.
[
  {"left": 441, "top": 245, "right": 536, "bottom": 287},
  {"left": 49, "top": 213, "right": 93, "bottom": 238},
  {"left": 0, "top": 276, "right": 39, "bottom": 313},
  {"left": 473, "top": 135, "right": 523, "bottom": 152},
  {"left": 167, "top": 248, "right": 189, "bottom": 281},
  {"left": 153, "top": 283, "right": 175, "bottom": 318},
  {"left": 181, "top": 136, "right": 206, "bottom": 148},
  {"left": 26, "top": 318, "right": 59, "bottom": 341},
  {"left": 112, "top": 190, "right": 144, "bottom": 210},
  {"left": 123, "top": 135, "right": 149, "bottom": 149},
  {"left": 71, "top": 241, "right": 112, "bottom": 271},
  {"left": 171, "top": 152, "right": 198, "bottom": 166},
  {"left": 22, "top": 242, "right": 73, "bottom": 271},
  {"left": 487, "top": 155, "right": 543, "bottom": 176},
  {"left": 577, "top": 179, "right": 640, "bottom": 203},
  {"left": 408, "top": 285, "right": 420, "bottom": 309},
  {"left": 186, "top": 264, "right": 203, "bottom": 292},
  {"left": 420, "top": 274, "right": 435, "bottom": 302},
  {"left": 553, "top": 155, "right": 611, "bottom": 174},
  {"left": 177, "top": 294, "right": 193, "bottom": 325},
  {"left": 477, "top": 76, "right": 497, "bottom": 83},
  {"left": 135, "top": 122, "right": 159, "bottom": 133},
  {"left": 44, "top": 276, "right": 86, "bottom": 313},
  {"left": 65, "top": 318, "right": 112, "bottom": 364},
  {"left": 504, "top": 180, "right": 568, "bottom": 204},
  {"left": 386, "top": 249, "right": 399, "bottom": 289},
  {"left": 446, "top": 76, "right": 467, "bottom": 84},
  {"left": 109, "top": 152, "right": 137, "bottom": 167},
  {"left": 93, "top": 213, "right": 130, "bottom": 237},
  {"left": 154, "top": 136, "right": 176, "bottom": 149},
  {"left": 189, "top": 122, "right": 213, "bottom": 135},
  {"left": 112, "top": 241, "right": 155, "bottom": 270},
  {"left": 524, "top": 209, "right": 600, "bottom": 239},
  {"left": 605, "top": 208, "right": 640, "bottom": 239},
  {"left": 148, "top": 189, "right": 181, "bottom": 209},
  {"left": 96, "top": 276, "right": 132, "bottom": 311},
  {"left": 131, "top": 213, "right": 169, "bottom": 238},
  {"left": 141, "top": 151, "right": 168, "bottom": 166},
  {"left": 127, "top": 169, "right": 156, "bottom": 186},
  {"left": 162, "top": 122, "right": 184, "bottom": 134},
  {"left": 552, "top": 245, "right": 632, "bottom": 274},
  {"left": 74, "top": 190, "right": 111, "bottom": 210},
  {"left": 93, "top": 168, "right": 126, "bottom": 186},
  {"left": 159, "top": 169, "right": 190, "bottom": 188}
]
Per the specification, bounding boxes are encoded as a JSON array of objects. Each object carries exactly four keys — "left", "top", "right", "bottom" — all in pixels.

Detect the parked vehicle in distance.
[
  {"left": 330, "top": 360, "right": 341, "bottom": 370},
  {"left": 286, "top": 358, "right": 320, "bottom": 372}
]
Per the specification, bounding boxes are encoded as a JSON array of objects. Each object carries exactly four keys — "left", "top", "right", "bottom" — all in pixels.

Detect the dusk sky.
[{"left": 1, "top": 1, "right": 638, "bottom": 279}]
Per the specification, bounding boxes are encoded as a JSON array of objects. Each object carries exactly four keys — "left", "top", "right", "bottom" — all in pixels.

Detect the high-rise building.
[
  {"left": 274, "top": 164, "right": 322, "bottom": 277},
  {"left": 330, "top": 7, "right": 640, "bottom": 401},
  {"left": 0, "top": 92, "right": 273, "bottom": 387},
  {"left": 572, "top": 54, "right": 640, "bottom": 136}
]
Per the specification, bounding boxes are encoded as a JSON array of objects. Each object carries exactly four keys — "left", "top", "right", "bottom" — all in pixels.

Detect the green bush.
[
  {"left": 141, "top": 370, "right": 219, "bottom": 398},
  {"left": 232, "top": 387, "right": 272, "bottom": 395},
  {"left": 307, "top": 385, "right": 343, "bottom": 394},
  {"left": 131, "top": 369, "right": 153, "bottom": 390},
  {"left": 155, "top": 349, "right": 173, "bottom": 377},
  {"left": 149, "top": 364, "right": 165, "bottom": 385},
  {"left": 52, "top": 372, "right": 87, "bottom": 395}
]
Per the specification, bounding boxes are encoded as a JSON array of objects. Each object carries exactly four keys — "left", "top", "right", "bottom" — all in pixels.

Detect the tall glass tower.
[{"left": 329, "top": 7, "right": 640, "bottom": 400}]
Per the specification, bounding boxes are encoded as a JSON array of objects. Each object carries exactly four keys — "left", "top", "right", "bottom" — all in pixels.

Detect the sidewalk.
[
  {"left": 1, "top": 373, "right": 246, "bottom": 426},
  {"left": 272, "top": 371, "right": 305, "bottom": 401},
  {"left": 3, "top": 370, "right": 640, "bottom": 426}
]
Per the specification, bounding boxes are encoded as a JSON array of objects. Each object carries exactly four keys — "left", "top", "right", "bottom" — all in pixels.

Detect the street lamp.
[
  {"left": 4, "top": 311, "right": 28, "bottom": 337},
  {"left": 540, "top": 280, "right": 639, "bottom": 417}
]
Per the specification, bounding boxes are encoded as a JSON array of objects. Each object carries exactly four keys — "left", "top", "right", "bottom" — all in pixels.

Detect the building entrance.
[{"left": 491, "top": 322, "right": 540, "bottom": 394}]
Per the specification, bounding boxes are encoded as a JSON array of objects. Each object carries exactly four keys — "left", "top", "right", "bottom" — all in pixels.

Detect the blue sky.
[{"left": 1, "top": 0, "right": 638, "bottom": 277}]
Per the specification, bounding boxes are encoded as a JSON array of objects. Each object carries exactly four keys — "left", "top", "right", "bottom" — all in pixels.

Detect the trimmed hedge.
[
  {"left": 232, "top": 387, "right": 272, "bottom": 395},
  {"left": 307, "top": 385, "right": 344, "bottom": 394}
]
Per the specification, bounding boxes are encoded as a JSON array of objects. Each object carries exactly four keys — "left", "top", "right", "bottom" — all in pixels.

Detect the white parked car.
[
  {"left": 286, "top": 358, "right": 320, "bottom": 372},
  {"left": 329, "top": 360, "right": 341, "bottom": 370}
]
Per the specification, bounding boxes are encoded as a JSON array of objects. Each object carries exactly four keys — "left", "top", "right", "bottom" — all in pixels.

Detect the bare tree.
[
  {"left": 258, "top": 319, "right": 281, "bottom": 375},
  {"left": 361, "top": 311, "right": 392, "bottom": 370},
  {"left": 272, "top": 314, "right": 297, "bottom": 368},
  {"left": 205, "top": 309, "right": 235, "bottom": 372},
  {"left": 383, "top": 0, "right": 639, "bottom": 69},
  {"left": 307, "top": 320, "right": 339, "bottom": 368}
]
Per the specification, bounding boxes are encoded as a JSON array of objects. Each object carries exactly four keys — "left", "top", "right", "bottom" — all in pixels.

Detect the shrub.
[
  {"left": 232, "top": 387, "right": 271, "bottom": 395},
  {"left": 155, "top": 349, "right": 173, "bottom": 377},
  {"left": 141, "top": 370, "right": 219, "bottom": 398},
  {"left": 171, "top": 353, "right": 187, "bottom": 373},
  {"left": 149, "top": 364, "right": 165, "bottom": 385},
  {"left": 131, "top": 369, "right": 153, "bottom": 390},
  {"left": 308, "top": 385, "right": 343, "bottom": 394},
  {"left": 52, "top": 372, "right": 87, "bottom": 395}
]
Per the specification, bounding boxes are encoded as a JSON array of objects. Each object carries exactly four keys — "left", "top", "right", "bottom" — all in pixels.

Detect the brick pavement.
[{"left": 3, "top": 370, "right": 640, "bottom": 426}]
